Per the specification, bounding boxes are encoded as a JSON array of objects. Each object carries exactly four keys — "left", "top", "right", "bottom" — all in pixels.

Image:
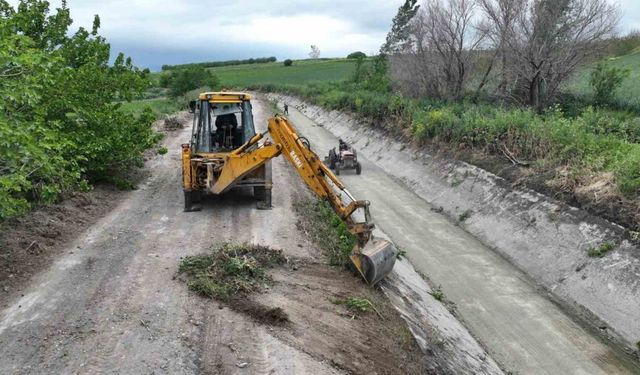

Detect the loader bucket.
[{"left": 351, "top": 238, "right": 397, "bottom": 285}]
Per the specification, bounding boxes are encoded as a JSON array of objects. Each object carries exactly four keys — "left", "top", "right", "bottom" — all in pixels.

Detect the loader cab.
[{"left": 190, "top": 92, "right": 256, "bottom": 154}]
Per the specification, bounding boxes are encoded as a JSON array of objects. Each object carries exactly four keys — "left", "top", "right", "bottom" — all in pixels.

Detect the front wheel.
[
  {"left": 355, "top": 162, "right": 362, "bottom": 175},
  {"left": 335, "top": 163, "right": 340, "bottom": 176}
]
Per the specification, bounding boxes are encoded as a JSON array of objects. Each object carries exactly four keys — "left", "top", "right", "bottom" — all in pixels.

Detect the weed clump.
[
  {"left": 331, "top": 297, "right": 375, "bottom": 313},
  {"left": 179, "top": 242, "right": 286, "bottom": 300},
  {"left": 587, "top": 241, "right": 616, "bottom": 258},
  {"left": 294, "top": 199, "right": 357, "bottom": 268},
  {"left": 458, "top": 209, "right": 473, "bottom": 222},
  {"left": 429, "top": 285, "right": 445, "bottom": 301}
]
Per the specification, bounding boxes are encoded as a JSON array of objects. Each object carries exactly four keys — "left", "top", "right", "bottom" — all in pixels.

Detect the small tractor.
[
  {"left": 325, "top": 139, "right": 362, "bottom": 175},
  {"left": 181, "top": 92, "right": 396, "bottom": 285}
]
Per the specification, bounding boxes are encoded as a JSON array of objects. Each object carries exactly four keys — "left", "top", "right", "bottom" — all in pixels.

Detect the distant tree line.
[
  {"left": 161, "top": 57, "right": 277, "bottom": 71},
  {"left": 159, "top": 67, "right": 220, "bottom": 98}
]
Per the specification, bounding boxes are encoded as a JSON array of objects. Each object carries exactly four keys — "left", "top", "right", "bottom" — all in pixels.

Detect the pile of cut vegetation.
[
  {"left": 163, "top": 115, "right": 183, "bottom": 130},
  {"left": 178, "top": 243, "right": 289, "bottom": 324}
]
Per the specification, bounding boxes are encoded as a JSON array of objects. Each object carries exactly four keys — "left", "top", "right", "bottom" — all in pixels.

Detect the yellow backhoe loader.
[{"left": 181, "top": 92, "right": 396, "bottom": 285}]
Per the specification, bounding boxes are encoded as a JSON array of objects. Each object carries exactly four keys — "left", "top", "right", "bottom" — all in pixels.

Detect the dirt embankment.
[
  {"left": 0, "top": 186, "right": 128, "bottom": 306},
  {"left": 267, "top": 93, "right": 640, "bottom": 360},
  {"left": 0, "top": 115, "right": 180, "bottom": 307}
]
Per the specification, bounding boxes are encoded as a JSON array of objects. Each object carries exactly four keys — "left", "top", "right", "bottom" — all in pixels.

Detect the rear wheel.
[
  {"left": 355, "top": 162, "right": 362, "bottom": 175},
  {"left": 184, "top": 191, "right": 202, "bottom": 212},
  {"left": 254, "top": 186, "right": 272, "bottom": 209}
]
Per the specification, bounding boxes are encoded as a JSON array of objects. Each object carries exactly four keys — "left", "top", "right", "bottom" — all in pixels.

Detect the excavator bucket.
[{"left": 351, "top": 238, "right": 397, "bottom": 285}]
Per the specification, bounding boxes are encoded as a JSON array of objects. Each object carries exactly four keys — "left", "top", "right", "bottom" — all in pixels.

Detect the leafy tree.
[
  {"left": 283, "top": 59, "right": 293, "bottom": 66},
  {"left": 589, "top": 62, "right": 630, "bottom": 105},
  {"left": 162, "top": 67, "right": 219, "bottom": 98},
  {"left": 380, "top": 0, "right": 420, "bottom": 55},
  {"left": 0, "top": 0, "right": 157, "bottom": 219},
  {"left": 347, "top": 51, "right": 366, "bottom": 59},
  {"left": 351, "top": 55, "right": 390, "bottom": 92}
]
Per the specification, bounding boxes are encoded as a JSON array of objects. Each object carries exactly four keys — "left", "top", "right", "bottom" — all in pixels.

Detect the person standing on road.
[{"left": 284, "top": 103, "right": 289, "bottom": 115}]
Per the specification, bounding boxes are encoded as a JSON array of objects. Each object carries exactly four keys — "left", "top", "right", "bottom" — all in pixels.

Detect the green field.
[
  {"left": 566, "top": 49, "right": 640, "bottom": 105},
  {"left": 210, "top": 58, "right": 357, "bottom": 87},
  {"left": 119, "top": 97, "right": 182, "bottom": 118}
]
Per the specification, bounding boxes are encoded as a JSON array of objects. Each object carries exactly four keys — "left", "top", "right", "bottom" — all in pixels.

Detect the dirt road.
[
  {"left": 0, "top": 101, "right": 426, "bottom": 374},
  {"left": 279, "top": 101, "right": 639, "bottom": 374}
]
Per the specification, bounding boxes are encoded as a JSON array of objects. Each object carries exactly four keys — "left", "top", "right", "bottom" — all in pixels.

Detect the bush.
[
  {"left": 412, "top": 108, "right": 459, "bottom": 140},
  {"left": 0, "top": 2, "right": 158, "bottom": 220},
  {"left": 347, "top": 51, "right": 366, "bottom": 59},
  {"left": 163, "top": 67, "right": 220, "bottom": 98},
  {"left": 589, "top": 62, "right": 630, "bottom": 106},
  {"left": 283, "top": 59, "right": 293, "bottom": 67}
]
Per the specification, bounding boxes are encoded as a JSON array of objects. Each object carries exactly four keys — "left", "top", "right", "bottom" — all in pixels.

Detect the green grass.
[
  {"left": 211, "top": 58, "right": 357, "bottom": 87},
  {"left": 587, "top": 241, "right": 616, "bottom": 258},
  {"left": 294, "top": 199, "right": 357, "bottom": 268},
  {"left": 566, "top": 50, "right": 640, "bottom": 106},
  {"left": 118, "top": 97, "right": 182, "bottom": 118},
  {"left": 331, "top": 297, "right": 375, "bottom": 313},
  {"left": 429, "top": 285, "right": 445, "bottom": 301}
]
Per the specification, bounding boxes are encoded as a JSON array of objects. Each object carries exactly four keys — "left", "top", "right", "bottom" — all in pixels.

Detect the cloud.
[
  {"left": 616, "top": 0, "right": 640, "bottom": 32},
  {"left": 6, "top": 0, "right": 640, "bottom": 70},
  {"left": 30, "top": 0, "right": 401, "bottom": 70}
]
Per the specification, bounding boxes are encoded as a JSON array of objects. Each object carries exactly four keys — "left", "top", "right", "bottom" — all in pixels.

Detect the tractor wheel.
[
  {"left": 328, "top": 149, "right": 336, "bottom": 169},
  {"left": 254, "top": 186, "right": 272, "bottom": 209},
  {"left": 335, "top": 163, "right": 340, "bottom": 175},
  {"left": 355, "top": 162, "right": 362, "bottom": 175},
  {"left": 184, "top": 191, "right": 202, "bottom": 212}
]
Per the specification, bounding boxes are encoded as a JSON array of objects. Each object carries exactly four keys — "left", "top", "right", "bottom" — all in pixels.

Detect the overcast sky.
[{"left": 8, "top": 0, "right": 640, "bottom": 71}]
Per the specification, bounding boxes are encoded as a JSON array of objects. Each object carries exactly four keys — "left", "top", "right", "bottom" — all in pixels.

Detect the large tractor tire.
[
  {"left": 254, "top": 186, "right": 272, "bottom": 209},
  {"left": 327, "top": 149, "right": 337, "bottom": 169},
  {"left": 184, "top": 191, "right": 202, "bottom": 212},
  {"left": 355, "top": 162, "right": 362, "bottom": 175}
]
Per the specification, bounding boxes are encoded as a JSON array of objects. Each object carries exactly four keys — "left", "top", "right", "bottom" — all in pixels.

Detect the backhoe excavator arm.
[
  {"left": 267, "top": 117, "right": 365, "bottom": 225},
  {"left": 216, "top": 115, "right": 396, "bottom": 284}
]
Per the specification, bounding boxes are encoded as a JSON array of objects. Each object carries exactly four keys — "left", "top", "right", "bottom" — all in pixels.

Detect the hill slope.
[
  {"left": 211, "top": 58, "right": 356, "bottom": 87},
  {"left": 566, "top": 50, "right": 640, "bottom": 105}
]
